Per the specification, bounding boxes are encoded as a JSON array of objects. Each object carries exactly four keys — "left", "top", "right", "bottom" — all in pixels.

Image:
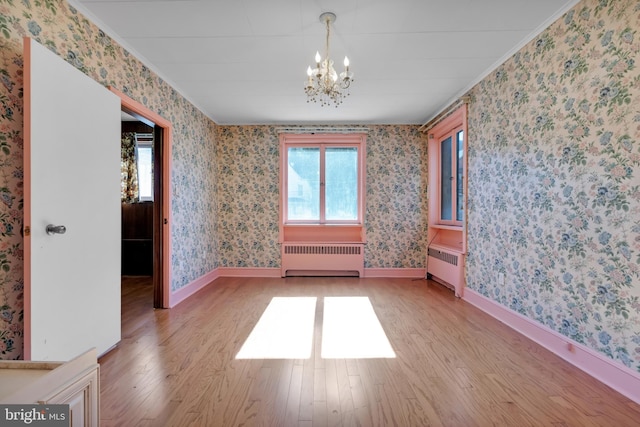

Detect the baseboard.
[
  {"left": 169, "top": 269, "right": 220, "bottom": 308},
  {"left": 463, "top": 288, "right": 640, "bottom": 405},
  {"left": 168, "top": 268, "right": 283, "bottom": 307},
  {"left": 364, "top": 268, "right": 427, "bottom": 278},
  {"left": 167, "top": 267, "right": 426, "bottom": 307},
  {"left": 210, "top": 267, "right": 426, "bottom": 279},
  {"left": 216, "top": 267, "right": 281, "bottom": 277}
]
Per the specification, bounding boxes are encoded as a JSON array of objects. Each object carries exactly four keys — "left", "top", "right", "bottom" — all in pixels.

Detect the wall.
[
  {"left": 466, "top": 0, "right": 640, "bottom": 372},
  {"left": 0, "top": 0, "right": 218, "bottom": 359},
  {"left": 216, "top": 125, "right": 428, "bottom": 270}
]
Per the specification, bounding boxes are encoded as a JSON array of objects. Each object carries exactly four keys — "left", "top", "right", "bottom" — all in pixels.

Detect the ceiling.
[{"left": 71, "top": 0, "right": 578, "bottom": 125}]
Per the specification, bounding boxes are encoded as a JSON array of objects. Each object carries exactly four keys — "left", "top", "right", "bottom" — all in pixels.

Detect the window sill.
[{"left": 430, "top": 223, "right": 463, "bottom": 231}]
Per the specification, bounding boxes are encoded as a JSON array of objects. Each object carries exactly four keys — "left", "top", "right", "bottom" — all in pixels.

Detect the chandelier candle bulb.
[{"left": 306, "top": 66, "right": 314, "bottom": 88}]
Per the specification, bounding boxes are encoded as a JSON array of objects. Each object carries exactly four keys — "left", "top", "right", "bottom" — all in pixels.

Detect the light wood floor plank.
[
  {"left": 299, "top": 359, "right": 315, "bottom": 422},
  {"left": 99, "top": 276, "right": 640, "bottom": 426},
  {"left": 285, "top": 364, "right": 304, "bottom": 425},
  {"left": 324, "top": 359, "right": 342, "bottom": 426}
]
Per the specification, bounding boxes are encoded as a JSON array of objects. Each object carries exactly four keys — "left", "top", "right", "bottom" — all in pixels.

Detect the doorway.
[
  {"left": 120, "top": 116, "right": 154, "bottom": 309},
  {"left": 111, "top": 87, "right": 171, "bottom": 308}
]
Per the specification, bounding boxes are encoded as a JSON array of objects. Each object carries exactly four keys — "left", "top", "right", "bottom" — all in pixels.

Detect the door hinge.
[{"left": 24, "top": 226, "right": 30, "bottom": 236}]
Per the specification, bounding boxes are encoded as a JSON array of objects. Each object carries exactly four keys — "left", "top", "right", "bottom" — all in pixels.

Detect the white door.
[{"left": 24, "top": 37, "right": 121, "bottom": 360}]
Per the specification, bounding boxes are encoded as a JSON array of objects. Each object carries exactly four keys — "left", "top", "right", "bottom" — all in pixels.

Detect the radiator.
[
  {"left": 281, "top": 243, "right": 364, "bottom": 277},
  {"left": 427, "top": 247, "right": 465, "bottom": 297}
]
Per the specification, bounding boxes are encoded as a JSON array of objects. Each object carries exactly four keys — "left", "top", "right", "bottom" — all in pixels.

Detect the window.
[
  {"left": 135, "top": 134, "right": 154, "bottom": 202},
  {"left": 425, "top": 104, "right": 467, "bottom": 293},
  {"left": 281, "top": 133, "right": 365, "bottom": 225},
  {"left": 439, "top": 129, "right": 464, "bottom": 222},
  {"left": 429, "top": 117, "right": 465, "bottom": 227},
  {"left": 121, "top": 131, "right": 154, "bottom": 203}
]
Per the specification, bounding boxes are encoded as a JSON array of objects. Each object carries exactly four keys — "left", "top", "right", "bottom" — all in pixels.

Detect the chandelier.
[{"left": 305, "top": 12, "right": 354, "bottom": 107}]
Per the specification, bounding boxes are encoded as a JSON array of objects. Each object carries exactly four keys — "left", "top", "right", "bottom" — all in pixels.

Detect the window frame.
[
  {"left": 428, "top": 107, "right": 467, "bottom": 228},
  {"left": 280, "top": 133, "right": 366, "bottom": 227},
  {"left": 437, "top": 126, "right": 464, "bottom": 226}
]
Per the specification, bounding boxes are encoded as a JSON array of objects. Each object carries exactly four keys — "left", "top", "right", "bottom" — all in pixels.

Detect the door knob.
[{"left": 46, "top": 224, "right": 67, "bottom": 235}]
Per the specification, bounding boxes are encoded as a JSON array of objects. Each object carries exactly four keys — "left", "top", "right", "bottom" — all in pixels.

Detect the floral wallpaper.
[
  {"left": 216, "top": 126, "right": 280, "bottom": 268},
  {"left": 365, "top": 126, "right": 429, "bottom": 268},
  {"left": 170, "top": 114, "right": 218, "bottom": 293},
  {"left": 466, "top": 0, "right": 640, "bottom": 372},
  {"left": 0, "top": 0, "right": 218, "bottom": 359},
  {"left": 216, "top": 125, "right": 428, "bottom": 269}
]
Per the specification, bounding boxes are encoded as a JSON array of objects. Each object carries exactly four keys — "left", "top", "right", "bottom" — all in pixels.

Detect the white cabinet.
[{"left": 0, "top": 348, "right": 99, "bottom": 426}]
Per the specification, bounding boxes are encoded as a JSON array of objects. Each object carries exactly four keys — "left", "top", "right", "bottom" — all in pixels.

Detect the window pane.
[
  {"left": 288, "top": 147, "right": 320, "bottom": 220},
  {"left": 456, "top": 130, "right": 464, "bottom": 221},
  {"left": 325, "top": 147, "right": 358, "bottom": 221},
  {"left": 137, "top": 145, "right": 153, "bottom": 201},
  {"left": 440, "top": 136, "right": 452, "bottom": 220}
]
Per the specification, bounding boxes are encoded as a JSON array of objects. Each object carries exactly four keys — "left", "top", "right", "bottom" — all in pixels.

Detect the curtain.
[{"left": 121, "top": 132, "right": 139, "bottom": 203}]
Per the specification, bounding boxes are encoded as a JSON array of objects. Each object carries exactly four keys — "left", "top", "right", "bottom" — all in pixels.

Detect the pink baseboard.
[
  {"left": 463, "top": 288, "right": 640, "bottom": 404},
  {"left": 364, "top": 268, "right": 427, "bottom": 278},
  {"left": 169, "top": 269, "right": 220, "bottom": 308},
  {"left": 195, "top": 267, "right": 426, "bottom": 279},
  {"left": 169, "top": 267, "right": 427, "bottom": 308},
  {"left": 216, "top": 267, "right": 282, "bottom": 277}
]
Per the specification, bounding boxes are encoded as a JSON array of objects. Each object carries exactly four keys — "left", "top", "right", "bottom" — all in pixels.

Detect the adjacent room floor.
[{"left": 99, "top": 276, "right": 640, "bottom": 426}]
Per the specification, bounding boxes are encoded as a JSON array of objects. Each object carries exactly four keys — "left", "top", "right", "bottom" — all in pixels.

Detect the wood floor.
[{"left": 99, "top": 276, "right": 640, "bottom": 426}]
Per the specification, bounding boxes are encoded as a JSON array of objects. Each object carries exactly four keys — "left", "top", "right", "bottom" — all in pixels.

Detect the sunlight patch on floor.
[
  {"left": 321, "top": 296, "right": 396, "bottom": 359},
  {"left": 235, "top": 296, "right": 317, "bottom": 359}
]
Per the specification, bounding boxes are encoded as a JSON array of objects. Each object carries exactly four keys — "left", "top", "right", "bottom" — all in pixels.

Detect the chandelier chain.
[{"left": 323, "top": 16, "right": 331, "bottom": 87}]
